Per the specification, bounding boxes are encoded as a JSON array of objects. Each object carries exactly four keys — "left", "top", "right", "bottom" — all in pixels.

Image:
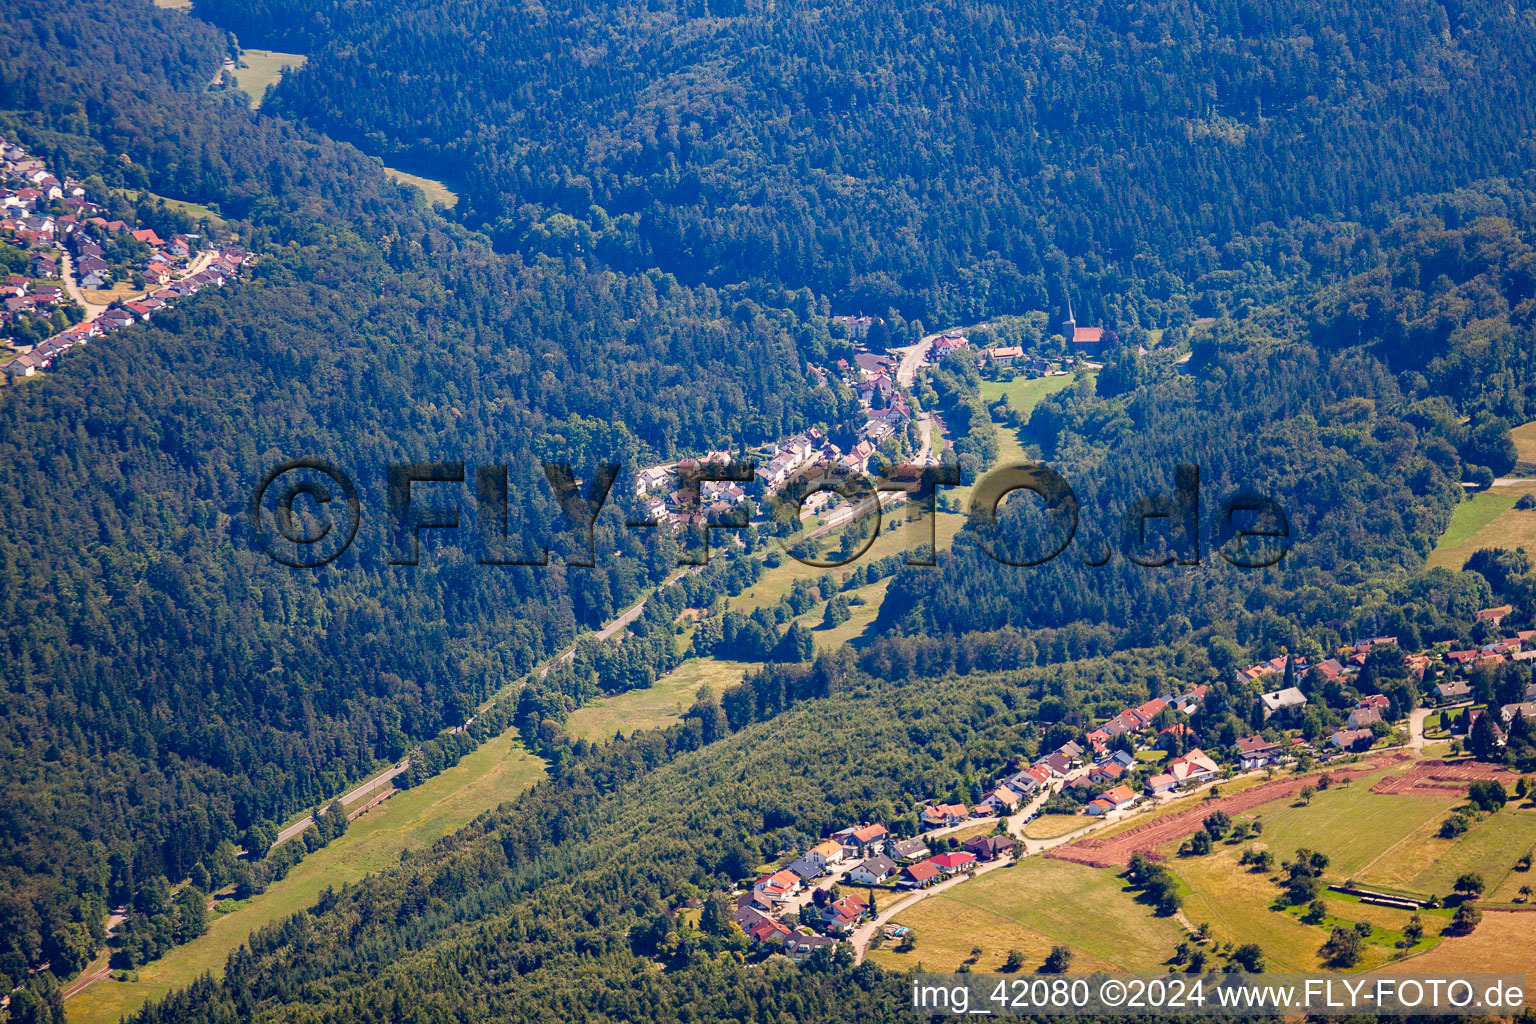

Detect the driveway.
[{"left": 59, "top": 251, "right": 107, "bottom": 319}]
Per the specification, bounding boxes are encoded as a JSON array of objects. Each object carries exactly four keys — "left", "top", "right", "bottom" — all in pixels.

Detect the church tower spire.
[{"left": 1062, "top": 287, "right": 1077, "bottom": 340}]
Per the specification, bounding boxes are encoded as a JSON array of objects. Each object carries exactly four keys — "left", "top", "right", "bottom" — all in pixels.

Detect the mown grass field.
[
  {"left": 1428, "top": 480, "right": 1536, "bottom": 570},
  {"left": 233, "top": 49, "right": 307, "bottom": 108},
  {"left": 1511, "top": 419, "right": 1536, "bottom": 464},
  {"left": 1172, "top": 842, "right": 1428, "bottom": 971},
  {"left": 795, "top": 576, "right": 893, "bottom": 653},
  {"left": 564, "top": 657, "right": 756, "bottom": 742},
  {"left": 1163, "top": 769, "right": 1536, "bottom": 972},
  {"left": 868, "top": 858, "right": 1185, "bottom": 973},
  {"left": 1241, "top": 772, "right": 1449, "bottom": 880},
  {"left": 1023, "top": 814, "right": 1095, "bottom": 840},
  {"left": 82, "top": 283, "right": 142, "bottom": 305},
  {"left": 978, "top": 373, "right": 1081, "bottom": 415},
  {"left": 66, "top": 729, "right": 544, "bottom": 1024},
  {"left": 979, "top": 371, "right": 1095, "bottom": 467},
  {"left": 1403, "top": 806, "right": 1536, "bottom": 899},
  {"left": 729, "top": 505, "right": 961, "bottom": 616},
  {"left": 1373, "top": 910, "right": 1534, "bottom": 973},
  {"left": 383, "top": 166, "right": 459, "bottom": 208}
]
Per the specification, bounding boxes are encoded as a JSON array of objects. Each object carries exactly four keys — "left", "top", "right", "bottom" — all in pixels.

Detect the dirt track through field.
[
  {"left": 1047, "top": 756, "right": 1408, "bottom": 869},
  {"left": 1370, "top": 759, "right": 1520, "bottom": 796}
]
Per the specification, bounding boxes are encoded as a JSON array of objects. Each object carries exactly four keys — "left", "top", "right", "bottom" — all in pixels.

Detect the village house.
[
  {"left": 929, "top": 851, "right": 977, "bottom": 875},
  {"left": 962, "top": 834, "right": 1016, "bottom": 862},
  {"left": 1088, "top": 760, "right": 1128, "bottom": 787},
  {"left": 1006, "top": 764, "right": 1053, "bottom": 795},
  {"left": 845, "top": 855, "right": 897, "bottom": 885},
  {"left": 1500, "top": 701, "right": 1536, "bottom": 725},
  {"left": 820, "top": 893, "right": 870, "bottom": 934},
  {"left": 919, "top": 803, "right": 968, "bottom": 830},
  {"left": 784, "top": 855, "right": 821, "bottom": 881},
  {"left": 984, "top": 344, "right": 1023, "bottom": 366},
  {"left": 1346, "top": 706, "right": 1383, "bottom": 730},
  {"left": 889, "top": 837, "right": 930, "bottom": 862},
  {"left": 734, "top": 903, "right": 790, "bottom": 943},
  {"left": 1159, "top": 722, "right": 1196, "bottom": 745},
  {"left": 898, "top": 859, "right": 942, "bottom": 888},
  {"left": 804, "top": 839, "right": 845, "bottom": 874},
  {"left": 1476, "top": 607, "right": 1511, "bottom": 627},
  {"left": 1037, "top": 752, "right": 1073, "bottom": 777},
  {"left": 780, "top": 933, "right": 839, "bottom": 962},
  {"left": 1313, "top": 658, "right": 1346, "bottom": 681},
  {"left": 1259, "top": 686, "right": 1308, "bottom": 720},
  {"left": 1435, "top": 679, "right": 1472, "bottom": 702},
  {"left": 1234, "top": 735, "right": 1283, "bottom": 770},
  {"left": 931, "top": 332, "right": 968, "bottom": 357},
  {"left": 753, "top": 868, "right": 803, "bottom": 904},
  {"left": 1086, "top": 784, "right": 1137, "bottom": 816},
  {"left": 831, "top": 314, "right": 877, "bottom": 339},
  {"left": 1144, "top": 748, "right": 1220, "bottom": 795},
  {"left": 976, "top": 785, "right": 1023, "bottom": 815},
  {"left": 1329, "top": 728, "right": 1375, "bottom": 752},
  {"left": 833, "top": 823, "right": 889, "bottom": 858}
]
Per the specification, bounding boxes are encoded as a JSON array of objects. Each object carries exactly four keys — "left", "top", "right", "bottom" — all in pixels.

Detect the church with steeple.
[{"left": 1061, "top": 288, "right": 1105, "bottom": 352}]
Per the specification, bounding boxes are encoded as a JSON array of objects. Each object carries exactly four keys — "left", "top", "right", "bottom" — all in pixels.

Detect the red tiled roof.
[{"left": 930, "top": 851, "right": 976, "bottom": 870}]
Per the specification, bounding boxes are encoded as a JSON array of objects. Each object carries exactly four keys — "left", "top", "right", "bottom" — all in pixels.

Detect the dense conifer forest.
[{"left": 202, "top": 0, "right": 1536, "bottom": 325}]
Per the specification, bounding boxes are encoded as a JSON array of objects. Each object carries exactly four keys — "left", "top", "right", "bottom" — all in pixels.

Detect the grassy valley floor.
[
  {"left": 65, "top": 729, "right": 545, "bottom": 1024},
  {"left": 867, "top": 857, "right": 1187, "bottom": 974},
  {"left": 878, "top": 761, "right": 1536, "bottom": 977}
]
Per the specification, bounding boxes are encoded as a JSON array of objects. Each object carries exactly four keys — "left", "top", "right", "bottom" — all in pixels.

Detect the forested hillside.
[
  {"left": 121, "top": 648, "right": 1204, "bottom": 1024},
  {"left": 199, "top": 0, "right": 1536, "bottom": 324},
  {"left": 882, "top": 192, "right": 1536, "bottom": 653},
  {"left": 0, "top": 0, "right": 850, "bottom": 988}
]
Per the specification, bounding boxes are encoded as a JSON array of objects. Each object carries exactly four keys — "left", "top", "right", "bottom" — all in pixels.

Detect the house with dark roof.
[
  {"left": 962, "top": 834, "right": 1016, "bottom": 862},
  {"left": 1500, "top": 701, "right": 1536, "bottom": 725},
  {"left": 1435, "top": 679, "right": 1472, "bottom": 702},
  {"left": 1038, "top": 752, "right": 1072, "bottom": 777},
  {"left": 1234, "top": 735, "right": 1282, "bottom": 770},
  {"left": 846, "top": 855, "right": 897, "bottom": 885},
  {"left": 1346, "top": 706, "right": 1383, "bottom": 730},
  {"left": 1329, "top": 728, "right": 1375, "bottom": 752}
]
